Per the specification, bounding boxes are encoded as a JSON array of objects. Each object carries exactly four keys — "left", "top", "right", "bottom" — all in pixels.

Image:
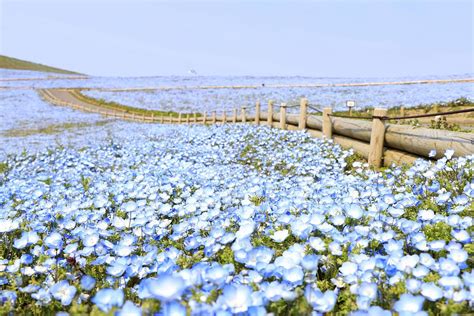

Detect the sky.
[{"left": 1, "top": 0, "right": 473, "bottom": 77}]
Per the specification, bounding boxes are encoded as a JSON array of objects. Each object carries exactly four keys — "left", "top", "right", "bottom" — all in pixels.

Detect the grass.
[
  {"left": 333, "top": 97, "right": 474, "bottom": 118},
  {"left": 1, "top": 121, "right": 110, "bottom": 137},
  {"left": 330, "top": 98, "right": 473, "bottom": 132},
  {"left": 0, "top": 55, "right": 83, "bottom": 75},
  {"left": 71, "top": 89, "right": 200, "bottom": 118}
]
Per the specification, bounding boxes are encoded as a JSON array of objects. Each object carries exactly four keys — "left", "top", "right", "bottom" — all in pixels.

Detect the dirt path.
[
  {"left": 39, "top": 89, "right": 155, "bottom": 122},
  {"left": 44, "top": 89, "right": 119, "bottom": 115}
]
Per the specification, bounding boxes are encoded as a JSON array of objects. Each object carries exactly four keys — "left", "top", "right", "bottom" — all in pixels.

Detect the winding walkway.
[{"left": 39, "top": 89, "right": 161, "bottom": 122}]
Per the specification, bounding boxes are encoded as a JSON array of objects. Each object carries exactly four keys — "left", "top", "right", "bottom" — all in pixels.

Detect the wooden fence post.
[
  {"left": 322, "top": 107, "right": 333, "bottom": 138},
  {"left": 255, "top": 101, "right": 261, "bottom": 125},
  {"left": 241, "top": 107, "right": 247, "bottom": 123},
  {"left": 299, "top": 98, "right": 308, "bottom": 129},
  {"left": 222, "top": 111, "right": 227, "bottom": 124},
  {"left": 368, "top": 108, "right": 388, "bottom": 168},
  {"left": 169, "top": 113, "right": 173, "bottom": 123},
  {"left": 203, "top": 112, "right": 207, "bottom": 124},
  {"left": 178, "top": 113, "right": 182, "bottom": 123},
  {"left": 280, "top": 103, "right": 287, "bottom": 130},
  {"left": 212, "top": 111, "right": 216, "bottom": 124},
  {"left": 160, "top": 116, "right": 164, "bottom": 123},
  {"left": 151, "top": 113, "right": 155, "bottom": 122},
  {"left": 186, "top": 114, "right": 190, "bottom": 124},
  {"left": 267, "top": 100, "right": 274, "bottom": 127},
  {"left": 193, "top": 113, "right": 197, "bottom": 123},
  {"left": 233, "top": 109, "right": 237, "bottom": 123}
]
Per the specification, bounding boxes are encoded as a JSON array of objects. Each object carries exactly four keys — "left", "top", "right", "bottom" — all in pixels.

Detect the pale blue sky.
[{"left": 1, "top": 0, "right": 472, "bottom": 77}]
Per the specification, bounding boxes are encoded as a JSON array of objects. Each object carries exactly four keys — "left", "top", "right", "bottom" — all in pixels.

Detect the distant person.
[{"left": 262, "top": 83, "right": 265, "bottom": 87}]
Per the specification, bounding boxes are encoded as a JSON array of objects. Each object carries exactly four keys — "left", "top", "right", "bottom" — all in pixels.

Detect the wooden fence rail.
[{"left": 39, "top": 89, "right": 474, "bottom": 168}]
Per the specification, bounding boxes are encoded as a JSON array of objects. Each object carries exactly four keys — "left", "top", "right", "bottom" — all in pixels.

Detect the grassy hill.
[{"left": 0, "top": 55, "right": 83, "bottom": 75}]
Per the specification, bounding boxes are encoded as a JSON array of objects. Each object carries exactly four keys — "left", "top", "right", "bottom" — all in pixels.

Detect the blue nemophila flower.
[
  {"left": 13, "top": 231, "right": 39, "bottom": 249},
  {"left": 161, "top": 301, "right": 187, "bottom": 316},
  {"left": 138, "top": 274, "right": 186, "bottom": 301},
  {"left": 420, "top": 282, "right": 443, "bottom": 301},
  {"left": 44, "top": 232, "right": 63, "bottom": 249},
  {"left": 0, "top": 122, "right": 472, "bottom": 314},
  {"left": 301, "top": 254, "right": 319, "bottom": 271},
  {"left": 106, "top": 262, "right": 127, "bottom": 277},
  {"left": 438, "top": 276, "right": 462, "bottom": 289},
  {"left": 31, "top": 288, "right": 52, "bottom": 305},
  {"left": 345, "top": 204, "right": 363, "bottom": 219},
  {"left": 448, "top": 248, "right": 468, "bottom": 263},
  {"left": 205, "top": 264, "right": 230, "bottom": 285},
  {"left": 82, "top": 233, "right": 99, "bottom": 247},
  {"left": 50, "top": 280, "right": 76, "bottom": 306},
  {"left": 282, "top": 266, "right": 304, "bottom": 285},
  {"left": 116, "top": 300, "right": 142, "bottom": 316},
  {"left": 0, "top": 291, "right": 17, "bottom": 305},
  {"left": 80, "top": 275, "right": 96, "bottom": 291},
  {"left": 92, "top": 288, "right": 124, "bottom": 312},
  {"left": 351, "top": 306, "right": 392, "bottom": 316},
  {"left": 393, "top": 294, "right": 425, "bottom": 314},
  {"left": 305, "top": 286, "right": 337, "bottom": 313},
  {"left": 218, "top": 284, "right": 253, "bottom": 313},
  {"left": 20, "top": 254, "right": 33, "bottom": 265}
]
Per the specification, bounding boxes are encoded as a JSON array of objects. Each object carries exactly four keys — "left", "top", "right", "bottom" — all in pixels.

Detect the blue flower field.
[{"left": 0, "top": 124, "right": 472, "bottom": 315}]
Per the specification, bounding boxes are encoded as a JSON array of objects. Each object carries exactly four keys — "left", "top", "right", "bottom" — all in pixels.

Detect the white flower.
[
  {"left": 340, "top": 262, "right": 358, "bottom": 276},
  {"left": 394, "top": 294, "right": 425, "bottom": 313},
  {"left": 421, "top": 283, "right": 443, "bottom": 301},
  {"left": 271, "top": 229, "right": 289, "bottom": 243},
  {"left": 445, "top": 149, "right": 455, "bottom": 159},
  {"left": 0, "top": 219, "right": 19, "bottom": 233}
]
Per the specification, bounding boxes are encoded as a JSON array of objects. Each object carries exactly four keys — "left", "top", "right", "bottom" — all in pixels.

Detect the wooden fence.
[{"left": 39, "top": 90, "right": 474, "bottom": 168}]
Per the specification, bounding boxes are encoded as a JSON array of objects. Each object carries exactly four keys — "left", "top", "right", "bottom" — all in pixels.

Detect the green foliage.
[
  {"left": 115, "top": 210, "right": 127, "bottom": 219},
  {"left": 205, "top": 289, "right": 221, "bottom": 304},
  {"left": 378, "top": 281, "right": 406, "bottom": 310},
  {"left": 39, "top": 177, "right": 53, "bottom": 186},
  {"left": 176, "top": 250, "right": 204, "bottom": 269},
  {"left": 343, "top": 152, "right": 366, "bottom": 173},
  {"left": 0, "top": 54, "right": 82, "bottom": 74},
  {"left": 429, "top": 300, "right": 470, "bottom": 316},
  {"left": 252, "top": 232, "right": 298, "bottom": 258},
  {"left": 0, "top": 162, "right": 9, "bottom": 174},
  {"left": 71, "top": 89, "right": 188, "bottom": 118},
  {"left": 2, "top": 121, "right": 110, "bottom": 138},
  {"left": 267, "top": 292, "right": 312, "bottom": 316},
  {"left": 331, "top": 288, "right": 357, "bottom": 314},
  {"left": 249, "top": 195, "right": 266, "bottom": 206},
  {"left": 316, "top": 279, "right": 334, "bottom": 292},
  {"left": 422, "top": 222, "right": 453, "bottom": 242},
  {"left": 429, "top": 117, "right": 463, "bottom": 132},
  {"left": 141, "top": 299, "right": 161, "bottom": 314},
  {"left": 423, "top": 272, "right": 441, "bottom": 283},
  {"left": 80, "top": 175, "right": 91, "bottom": 192}
]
